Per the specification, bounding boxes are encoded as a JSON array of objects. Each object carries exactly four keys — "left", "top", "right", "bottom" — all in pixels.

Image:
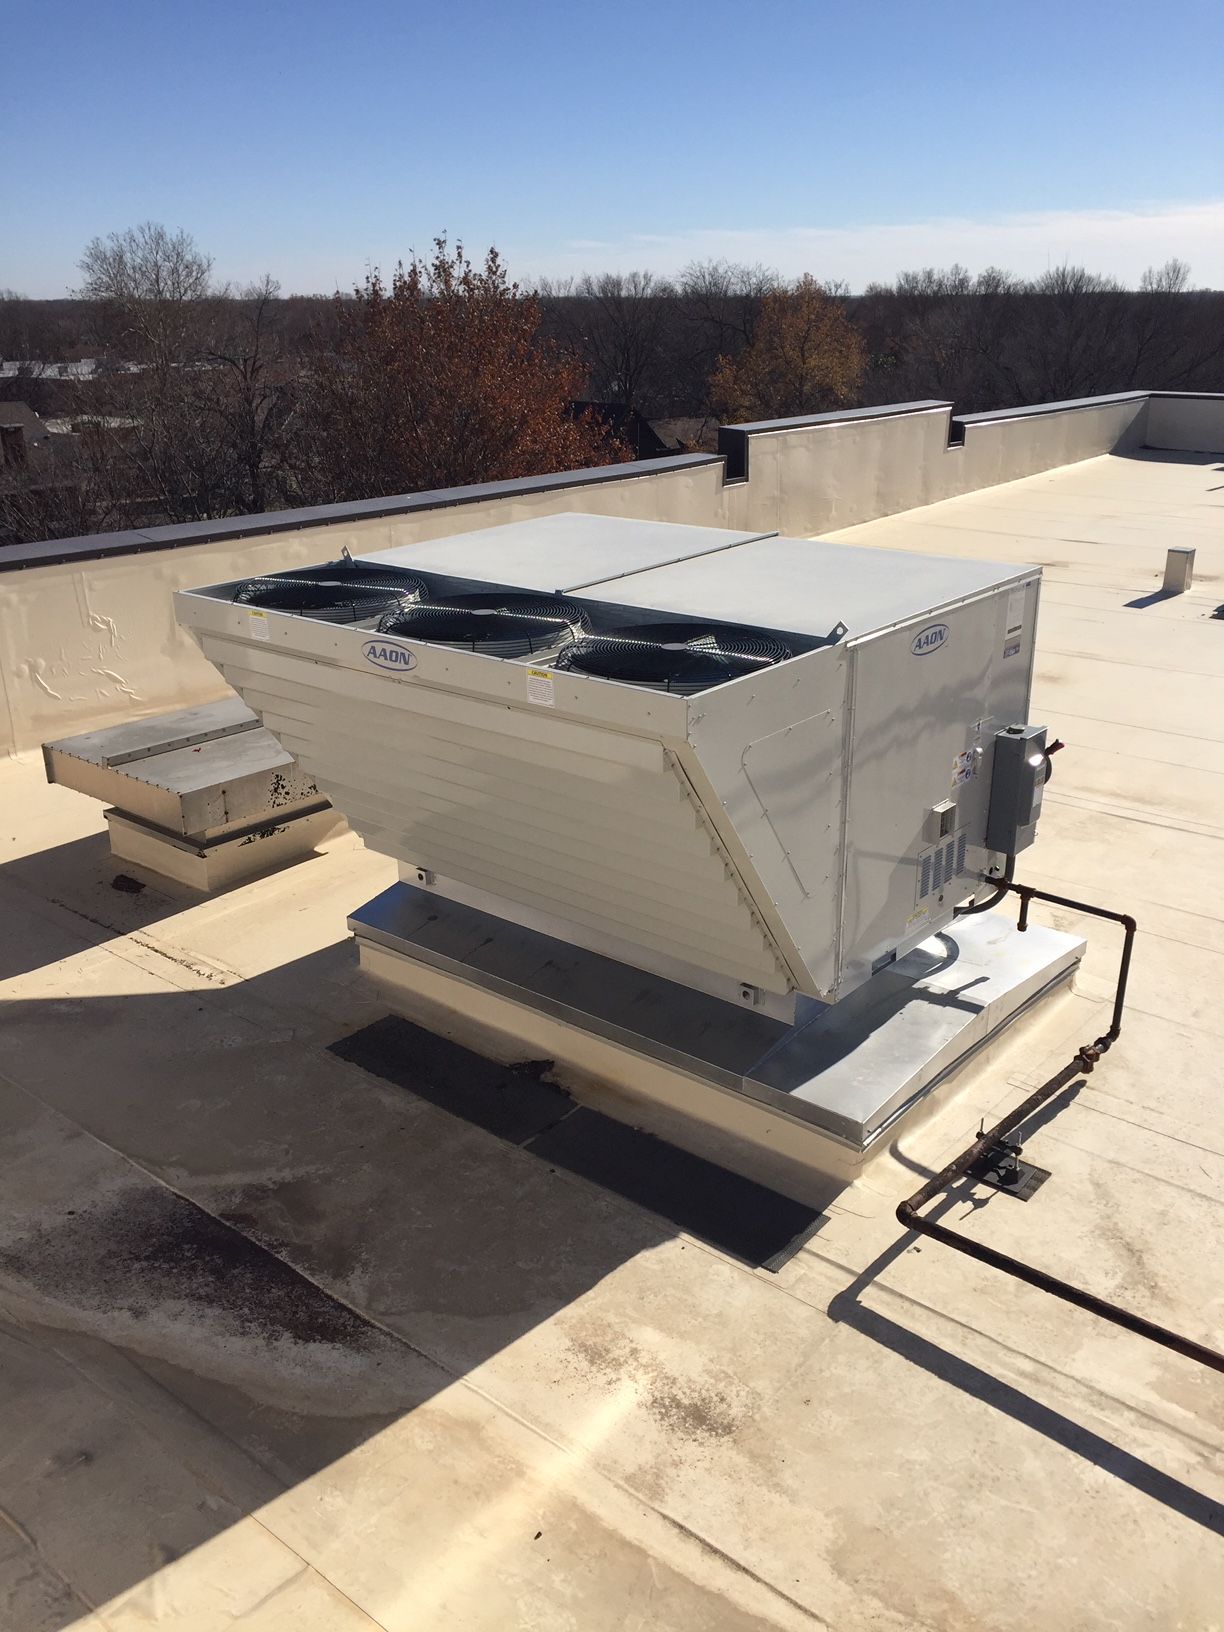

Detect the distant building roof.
[
  {"left": 0, "top": 358, "right": 113, "bottom": 380},
  {"left": 571, "top": 401, "right": 670, "bottom": 460},
  {"left": 0, "top": 400, "right": 52, "bottom": 446},
  {"left": 651, "top": 416, "right": 720, "bottom": 453}
]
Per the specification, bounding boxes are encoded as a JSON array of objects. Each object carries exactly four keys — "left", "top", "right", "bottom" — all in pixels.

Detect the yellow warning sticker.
[{"left": 526, "top": 668, "right": 555, "bottom": 706}]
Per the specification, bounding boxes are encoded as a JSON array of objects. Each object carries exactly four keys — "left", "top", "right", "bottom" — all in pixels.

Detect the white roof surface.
[{"left": 1, "top": 449, "right": 1222, "bottom": 1630}]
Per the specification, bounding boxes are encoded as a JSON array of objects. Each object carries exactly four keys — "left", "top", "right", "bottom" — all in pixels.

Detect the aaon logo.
[
  {"left": 911, "top": 622, "right": 950, "bottom": 657},
  {"left": 361, "top": 639, "right": 417, "bottom": 673}
]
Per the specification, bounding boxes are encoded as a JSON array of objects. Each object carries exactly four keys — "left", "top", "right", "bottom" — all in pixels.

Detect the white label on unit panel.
[
  {"left": 952, "top": 748, "right": 976, "bottom": 786},
  {"left": 248, "top": 610, "right": 270, "bottom": 642},
  {"left": 1005, "top": 586, "right": 1026, "bottom": 636},
  {"left": 526, "top": 668, "right": 555, "bottom": 707}
]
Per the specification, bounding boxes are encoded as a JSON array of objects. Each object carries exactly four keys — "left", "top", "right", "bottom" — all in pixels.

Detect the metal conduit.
[{"left": 896, "top": 879, "right": 1224, "bottom": 1374}]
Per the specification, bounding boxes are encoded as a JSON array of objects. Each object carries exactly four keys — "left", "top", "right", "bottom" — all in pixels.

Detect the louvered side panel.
[
  {"left": 206, "top": 641, "right": 788, "bottom": 991},
  {"left": 358, "top": 820, "right": 780, "bottom": 984},
  {"left": 915, "top": 829, "right": 971, "bottom": 905}
]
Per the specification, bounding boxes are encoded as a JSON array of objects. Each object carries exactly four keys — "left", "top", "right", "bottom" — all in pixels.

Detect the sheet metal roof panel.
[
  {"left": 571, "top": 534, "right": 1037, "bottom": 637},
  {"left": 356, "top": 512, "right": 775, "bottom": 592}
]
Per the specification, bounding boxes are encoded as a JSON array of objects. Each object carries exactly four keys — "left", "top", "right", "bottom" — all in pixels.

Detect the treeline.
[
  {"left": 9, "top": 259, "right": 1222, "bottom": 422},
  {"left": 0, "top": 229, "right": 625, "bottom": 544},
  {"left": 534, "top": 259, "right": 1224, "bottom": 419},
  {"left": 2, "top": 224, "right": 1222, "bottom": 545}
]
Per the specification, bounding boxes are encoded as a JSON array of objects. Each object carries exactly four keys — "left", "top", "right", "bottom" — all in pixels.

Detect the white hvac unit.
[{"left": 175, "top": 513, "right": 1081, "bottom": 1159}]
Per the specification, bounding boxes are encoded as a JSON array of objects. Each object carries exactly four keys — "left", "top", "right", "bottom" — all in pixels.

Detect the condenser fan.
[
  {"left": 232, "top": 562, "right": 428, "bottom": 624},
  {"left": 555, "top": 621, "right": 792, "bottom": 695},
  {"left": 377, "top": 593, "right": 590, "bottom": 658}
]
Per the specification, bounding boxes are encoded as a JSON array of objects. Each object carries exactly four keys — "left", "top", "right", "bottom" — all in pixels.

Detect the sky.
[{"left": 3, "top": 0, "right": 1222, "bottom": 297}]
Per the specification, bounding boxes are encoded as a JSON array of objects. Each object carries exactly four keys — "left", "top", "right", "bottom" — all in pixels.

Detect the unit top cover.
[
  {"left": 570, "top": 534, "right": 1037, "bottom": 638},
  {"left": 354, "top": 513, "right": 776, "bottom": 594}
]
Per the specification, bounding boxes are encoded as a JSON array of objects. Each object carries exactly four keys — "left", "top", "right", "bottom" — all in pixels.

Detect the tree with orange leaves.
[
  {"left": 298, "top": 239, "right": 627, "bottom": 503},
  {"left": 709, "top": 275, "right": 864, "bottom": 421}
]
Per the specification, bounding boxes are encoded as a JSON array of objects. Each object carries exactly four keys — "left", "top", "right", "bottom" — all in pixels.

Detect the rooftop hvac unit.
[{"left": 176, "top": 513, "right": 1080, "bottom": 1157}]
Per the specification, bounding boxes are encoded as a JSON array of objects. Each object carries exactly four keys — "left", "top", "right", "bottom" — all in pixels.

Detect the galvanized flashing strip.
[
  {"left": 955, "top": 389, "right": 1165, "bottom": 426},
  {"left": 350, "top": 885, "right": 1085, "bottom": 1153},
  {"left": 348, "top": 883, "right": 786, "bottom": 1096}
]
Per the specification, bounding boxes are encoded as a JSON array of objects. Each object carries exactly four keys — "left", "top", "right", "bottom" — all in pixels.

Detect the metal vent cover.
[{"left": 918, "top": 830, "right": 969, "bottom": 902}]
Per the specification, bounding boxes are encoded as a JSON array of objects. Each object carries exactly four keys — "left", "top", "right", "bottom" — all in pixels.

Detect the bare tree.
[
  {"left": 30, "top": 226, "right": 305, "bottom": 532},
  {"left": 0, "top": 291, "right": 31, "bottom": 366},
  {"left": 1001, "top": 265, "right": 1126, "bottom": 401},
  {"left": 0, "top": 291, "right": 66, "bottom": 377},
  {"left": 678, "top": 259, "right": 780, "bottom": 351},
  {"left": 0, "top": 419, "right": 128, "bottom": 543},
  {"left": 1120, "top": 260, "right": 1223, "bottom": 388},
  {"left": 1141, "top": 258, "right": 1192, "bottom": 295},
  {"left": 565, "top": 271, "right": 676, "bottom": 416},
  {"left": 669, "top": 260, "right": 781, "bottom": 414},
  {"left": 206, "top": 276, "right": 298, "bottom": 514},
  {"left": 76, "top": 222, "right": 219, "bottom": 376},
  {"left": 93, "top": 273, "right": 301, "bottom": 524}
]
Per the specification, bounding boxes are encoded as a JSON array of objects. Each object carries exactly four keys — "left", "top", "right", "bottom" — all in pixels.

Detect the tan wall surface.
[
  {"left": 741, "top": 408, "right": 954, "bottom": 536},
  {"left": 959, "top": 397, "right": 1148, "bottom": 489},
  {"left": 718, "top": 397, "right": 1151, "bottom": 542},
  {"left": 1146, "top": 394, "right": 1224, "bottom": 453}
]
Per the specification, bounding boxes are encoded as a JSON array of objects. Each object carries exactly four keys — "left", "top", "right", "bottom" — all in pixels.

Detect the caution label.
[{"left": 526, "top": 668, "right": 555, "bottom": 707}]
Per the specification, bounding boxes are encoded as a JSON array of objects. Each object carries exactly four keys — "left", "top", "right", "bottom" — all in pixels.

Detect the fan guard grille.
[
  {"left": 555, "top": 621, "right": 792, "bottom": 695},
  {"left": 233, "top": 563, "right": 428, "bottom": 624},
  {"left": 377, "top": 593, "right": 590, "bottom": 657}
]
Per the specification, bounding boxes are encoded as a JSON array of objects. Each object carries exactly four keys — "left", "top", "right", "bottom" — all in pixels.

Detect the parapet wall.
[
  {"left": 1145, "top": 392, "right": 1224, "bottom": 453},
  {"left": 716, "top": 393, "right": 1153, "bottom": 535},
  {"left": 2, "top": 390, "right": 1220, "bottom": 756}
]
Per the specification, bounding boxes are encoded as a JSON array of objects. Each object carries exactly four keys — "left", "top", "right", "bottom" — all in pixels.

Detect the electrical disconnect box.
[{"left": 986, "top": 724, "right": 1048, "bottom": 855}]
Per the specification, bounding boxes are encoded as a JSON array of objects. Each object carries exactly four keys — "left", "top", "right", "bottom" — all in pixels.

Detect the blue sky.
[{"left": 4, "top": 0, "right": 1222, "bottom": 296}]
